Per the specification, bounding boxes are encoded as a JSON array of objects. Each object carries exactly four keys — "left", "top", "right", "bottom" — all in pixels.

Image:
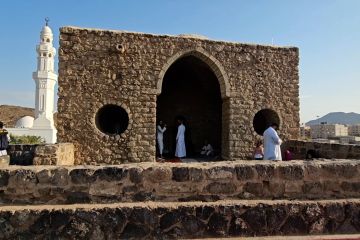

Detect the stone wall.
[
  {"left": 7, "top": 144, "right": 37, "bottom": 165},
  {"left": 0, "top": 199, "right": 359, "bottom": 239},
  {"left": 7, "top": 143, "right": 74, "bottom": 166},
  {"left": 0, "top": 160, "right": 359, "bottom": 205},
  {"left": 283, "top": 140, "right": 360, "bottom": 160},
  {"left": 57, "top": 26, "right": 300, "bottom": 164}
]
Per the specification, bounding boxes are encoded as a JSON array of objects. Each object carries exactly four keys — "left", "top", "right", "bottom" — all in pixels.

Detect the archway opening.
[
  {"left": 157, "top": 55, "right": 222, "bottom": 158},
  {"left": 253, "top": 109, "right": 280, "bottom": 135},
  {"left": 95, "top": 104, "right": 129, "bottom": 135}
]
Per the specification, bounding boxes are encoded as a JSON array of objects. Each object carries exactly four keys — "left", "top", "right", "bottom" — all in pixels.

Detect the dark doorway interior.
[{"left": 157, "top": 56, "right": 222, "bottom": 157}]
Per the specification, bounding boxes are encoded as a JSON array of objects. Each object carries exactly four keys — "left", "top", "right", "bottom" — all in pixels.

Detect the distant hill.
[
  {"left": 306, "top": 112, "right": 360, "bottom": 126},
  {"left": 0, "top": 105, "right": 57, "bottom": 128},
  {"left": 0, "top": 105, "right": 34, "bottom": 128}
]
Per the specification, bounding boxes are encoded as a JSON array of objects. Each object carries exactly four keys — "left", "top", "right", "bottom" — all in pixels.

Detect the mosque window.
[{"left": 46, "top": 39, "right": 50, "bottom": 43}]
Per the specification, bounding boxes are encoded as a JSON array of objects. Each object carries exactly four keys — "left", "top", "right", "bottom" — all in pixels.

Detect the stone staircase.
[{"left": 0, "top": 159, "right": 360, "bottom": 239}]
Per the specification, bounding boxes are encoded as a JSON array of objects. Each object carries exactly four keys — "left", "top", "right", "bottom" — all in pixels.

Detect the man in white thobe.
[
  {"left": 175, "top": 119, "right": 186, "bottom": 158},
  {"left": 263, "top": 123, "right": 282, "bottom": 160},
  {"left": 0, "top": 121, "right": 10, "bottom": 156},
  {"left": 157, "top": 121, "right": 166, "bottom": 158}
]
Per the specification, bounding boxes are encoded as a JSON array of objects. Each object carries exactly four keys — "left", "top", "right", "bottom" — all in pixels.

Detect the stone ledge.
[
  {"left": 7, "top": 143, "right": 74, "bottom": 166},
  {"left": 0, "top": 159, "right": 360, "bottom": 205},
  {"left": 283, "top": 140, "right": 360, "bottom": 160},
  {"left": 0, "top": 199, "right": 359, "bottom": 239}
]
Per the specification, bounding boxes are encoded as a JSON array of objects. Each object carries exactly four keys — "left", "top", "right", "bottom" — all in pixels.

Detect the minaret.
[{"left": 32, "top": 18, "right": 57, "bottom": 129}]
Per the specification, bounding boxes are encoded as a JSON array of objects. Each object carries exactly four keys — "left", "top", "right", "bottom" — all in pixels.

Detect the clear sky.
[{"left": 0, "top": 0, "right": 359, "bottom": 123}]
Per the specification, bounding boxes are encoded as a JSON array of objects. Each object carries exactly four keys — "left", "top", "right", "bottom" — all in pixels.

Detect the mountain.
[
  {"left": 306, "top": 112, "right": 360, "bottom": 126},
  {"left": 0, "top": 105, "right": 58, "bottom": 128},
  {"left": 0, "top": 105, "right": 34, "bottom": 128}
]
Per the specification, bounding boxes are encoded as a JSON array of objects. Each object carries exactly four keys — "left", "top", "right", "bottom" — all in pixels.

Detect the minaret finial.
[{"left": 45, "top": 17, "right": 50, "bottom": 26}]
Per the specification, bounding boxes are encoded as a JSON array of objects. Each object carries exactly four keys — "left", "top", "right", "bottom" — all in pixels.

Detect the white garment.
[
  {"left": 201, "top": 144, "right": 214, "bottom": 156},
  {"left": 175, "top": 124, "right": 186, "bottom": 158},
  {"left": 157, "top": 125, "right": 166, "bottom": 155},
  {"left": 263, "top": 127, "right": 282, "bottom": 160},
  {"left": 0, "top": 131, "right": 10, "bottom": 156},
  {"left": 0, "top": 150, "right": 7, "bottom": 156}
]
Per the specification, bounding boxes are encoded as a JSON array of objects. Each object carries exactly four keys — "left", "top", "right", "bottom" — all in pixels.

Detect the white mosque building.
[{"left": 7, "top": 20, "right": 57, "bottom": 143}]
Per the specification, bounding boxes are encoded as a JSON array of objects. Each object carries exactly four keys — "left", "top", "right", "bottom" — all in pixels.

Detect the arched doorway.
[{"left": 157, "top": 55, "right": 222, "bottom": 158}]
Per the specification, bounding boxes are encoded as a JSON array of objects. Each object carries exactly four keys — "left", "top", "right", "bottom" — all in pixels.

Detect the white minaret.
[{"left": 32, "top": 18, "right": 57, "bottom": 142}]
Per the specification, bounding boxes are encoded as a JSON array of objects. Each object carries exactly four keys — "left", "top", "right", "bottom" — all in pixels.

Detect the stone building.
[
  {"left": 57, "top": 26, "right": 300, "bottom": 164},
  {"left": 310, "top": 123, "right": 348, "bottom": 139},
  {"left": 300, "top": 125, "right": 311, "bottom": 139},
  {"left": 348, "top": 124, "right": 360, "bottom": 136}
]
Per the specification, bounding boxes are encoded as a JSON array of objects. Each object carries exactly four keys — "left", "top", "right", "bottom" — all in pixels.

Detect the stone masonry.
[
  {"left": 7, "top": 143, "right": 74, "bottom": 166},
  {"left": 1, "top": 159, "right": 359, "bottom": 205},
  {"left": 0, "top": 199, "right": 360, "bottom": 239},
  {"left": 57, "top": 26, "right": 300, "bottom": 165},
  {"left": 282, "top": 140, "right": 360, "bottom": 160}
]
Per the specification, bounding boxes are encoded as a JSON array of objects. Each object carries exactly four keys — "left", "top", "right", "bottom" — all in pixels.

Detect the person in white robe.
[
  {"left": 175, "top": 119, "right": 186, "bottom": 158},
  {"left": 157, "top": 120, "right": 166, "bottom": 158},
  {"left": 0, "top": 121, "right": 10, "bottom": 156},
  {"left": 263, "top": 123, "right": 282, "bottom": 160},
  {"left": 201, "top": 141, "right": 214, "bottom": 156}
]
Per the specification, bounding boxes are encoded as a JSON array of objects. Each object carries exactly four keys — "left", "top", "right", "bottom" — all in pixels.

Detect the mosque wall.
[{"left": 57, "top": 26, "right": 300, "bottom": 164}]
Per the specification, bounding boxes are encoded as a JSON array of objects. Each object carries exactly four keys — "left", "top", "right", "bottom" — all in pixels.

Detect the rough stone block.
[{"left": 0, "top": 155, "right": 10, "bottom": 167}]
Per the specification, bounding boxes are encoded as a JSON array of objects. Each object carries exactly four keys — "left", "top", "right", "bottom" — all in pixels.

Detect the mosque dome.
[{"left": 15, "top": 116, "right": 34, "bottom": 128}]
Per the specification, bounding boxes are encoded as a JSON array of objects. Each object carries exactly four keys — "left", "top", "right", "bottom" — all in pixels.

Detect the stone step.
[
  {"left": 0, "top": 199, "right": 359, "bottom": 239},
  {"left": 0, "top": 159, "right": 360, "bottom": 205},
  {"left": 198, "top": 234, "right": 360, "bottom": 240}
]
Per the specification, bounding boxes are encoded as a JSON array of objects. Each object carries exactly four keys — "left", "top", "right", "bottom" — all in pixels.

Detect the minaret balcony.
[{"left": 32, "top": 71, "right": 57, "bottom": 81}]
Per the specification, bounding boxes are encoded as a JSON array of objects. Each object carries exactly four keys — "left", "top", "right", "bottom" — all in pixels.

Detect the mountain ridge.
[
  {"left": 306, "top": 112, "right": 360, "bottom": 126},
  {"left": 0, "top": 105, "right": 57, "bottom": 128}
]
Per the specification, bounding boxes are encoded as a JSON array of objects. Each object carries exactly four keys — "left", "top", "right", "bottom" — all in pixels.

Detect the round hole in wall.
[
  {"left": 95, "top": 104, "right": 129, "bottom": 135},
  {"left": 253, "top": 109, "right": 280, "bottom": 135},
  {"left": 116, "top": 44, "right": 125, "bottom": 53}
]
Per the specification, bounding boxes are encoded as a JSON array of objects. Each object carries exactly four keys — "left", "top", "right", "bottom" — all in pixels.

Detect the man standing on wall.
[
  {"left": 175, "top": 118, "right": 186, "bottom": 159},
  {"left": 0, "top": 121, "right": 10, "bottom": 156},
  {"left": 263, "top": 123, "right": 282, "bottom": 160}
]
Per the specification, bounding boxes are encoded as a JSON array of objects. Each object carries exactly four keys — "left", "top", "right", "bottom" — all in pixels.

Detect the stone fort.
[
  {"left": 2, "top": 26, "right": 360, "bottom": 239},
  {"left": 57, "top": 26, "right": 300, "bottom": 164}
]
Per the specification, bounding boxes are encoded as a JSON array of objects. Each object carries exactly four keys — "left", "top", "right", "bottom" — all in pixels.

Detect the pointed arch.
[{"left": 157, "top": 48, "right": 231, "bottom": 99}]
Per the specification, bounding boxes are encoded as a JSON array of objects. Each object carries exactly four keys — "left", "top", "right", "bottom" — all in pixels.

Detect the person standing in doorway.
[
  {"left": 175, "top": 118, "right": 186, "bottom": 158},
  {"left": 0, "top": 121, "right": 10, "bottom": 156},
  {"left": 263, "top": 123, "right": 282, "bottom": 160},
  {"left": 157, "top": 120, "right": 167, "bottom": 159}
]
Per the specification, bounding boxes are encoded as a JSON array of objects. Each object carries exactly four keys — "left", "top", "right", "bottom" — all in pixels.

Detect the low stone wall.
[
  {"left": 7, "top": 143, "right": 74, "bottom": 166},
  {"left": 7, "top": 144, "right": 37, "bottom": 165},
  {"left": 283, "top": 140, "right": 360, "bottom": 160},
  {"left": 0, "top": 199, "right": 359, "bottom": 239},
  {"left": 0, "top": 160, "right": 359, "bottom": 205}
]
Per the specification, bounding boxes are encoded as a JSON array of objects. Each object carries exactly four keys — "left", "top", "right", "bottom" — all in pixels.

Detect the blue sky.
[{"left": 0, "top": 0, "right": 359, "bottom": 123}]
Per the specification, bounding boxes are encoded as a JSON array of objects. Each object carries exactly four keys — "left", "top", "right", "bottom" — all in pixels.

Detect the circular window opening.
[
  {"left": 95, "top": 104, "right": 129, "bottom": 135},
  {"left": 253, "top": 109, "right": 280, "bottom": 135}
]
